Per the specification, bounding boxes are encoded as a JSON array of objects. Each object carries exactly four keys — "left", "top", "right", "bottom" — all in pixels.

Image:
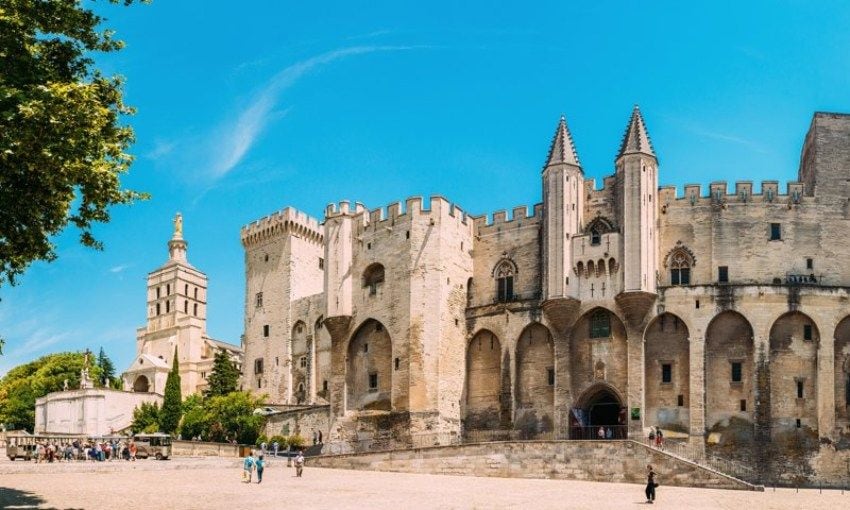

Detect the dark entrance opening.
[{"left": 570, "top": 385, "right": 626, "bottom": 439}]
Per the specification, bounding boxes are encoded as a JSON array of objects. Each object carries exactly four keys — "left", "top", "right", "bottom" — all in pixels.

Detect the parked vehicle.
[{"left": 133, "top": 433, "right": 171, "bottom": 460}]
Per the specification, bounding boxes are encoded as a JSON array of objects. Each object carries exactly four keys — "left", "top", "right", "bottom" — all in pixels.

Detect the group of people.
[
  {"left": 242, "top": 450, "right": 305, "bottom": 484},
  {"left": 647, "top": 426, "right": 664, "bottom": 449},
  {"left": 31, "top": 439, "right": 139, "bottom": 463}
]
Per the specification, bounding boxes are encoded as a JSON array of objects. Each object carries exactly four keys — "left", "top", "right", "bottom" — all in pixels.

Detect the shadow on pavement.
[{"left": 0, "top": 486, "right": 82, "bottom": 510}]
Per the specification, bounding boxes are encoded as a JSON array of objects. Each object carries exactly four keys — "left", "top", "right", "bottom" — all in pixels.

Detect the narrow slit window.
[
  {"left": 770, "top": 223, "right": 781, "bottom": 241},
  {"left": 547, "top": 368, "right": 555, "bottom": 386},
  {"left": 718, "top": 266, "right": 729, "bottom": 283},
  {"left": 796, "top": 380, "right": 804, "bottom": 399},
  {"left": 368, "top": 373, "right": 378, "bottom": 390},
  {"left": 731, "top": 362, "right": 742, "bottom": 383},
  {"left": 803, "top": 324, "right": 813, "bottom": 341},
  {"left": 661, "top": 364, "right": 672, "bottom": 383}
]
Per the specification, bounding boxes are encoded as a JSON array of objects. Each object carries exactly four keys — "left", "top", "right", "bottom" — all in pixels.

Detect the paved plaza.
[{"left": 0, "top": 454, "right": 848, "bottom": 510}]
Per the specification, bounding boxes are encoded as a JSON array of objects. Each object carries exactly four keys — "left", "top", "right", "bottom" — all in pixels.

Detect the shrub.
[{"left": 287, "top": 435, "right": 306, "bottom": 449}]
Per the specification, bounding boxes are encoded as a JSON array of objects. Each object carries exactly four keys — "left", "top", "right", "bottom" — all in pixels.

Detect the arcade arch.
[
  {"left": 705, "top": 311, "right": 754, "bottom": 429},
  {"left": 515, "top": 323, "right": 554, "bottom": 435},
  {"left": 346, "top": 319, "right": 392, "bottom": 411},
  {"left": 769, "top": 312, "right": 819, "bottom": 433},
  {"left": 644, "top": 313, "right": 690, "bottom": 431},
  {"left": 835, "top": 316, "right": 850, "bottom": 422},
  {"left": 465, "top": 330, "right": 503, "bottom": 430}
]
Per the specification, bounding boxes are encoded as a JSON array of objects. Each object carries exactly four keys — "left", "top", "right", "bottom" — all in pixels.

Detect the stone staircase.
[{"left": 309, "top": 439, "right": 764, "bottom": 491}]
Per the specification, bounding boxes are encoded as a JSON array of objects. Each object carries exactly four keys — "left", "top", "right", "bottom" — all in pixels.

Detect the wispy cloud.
[
  {"left": 208, "top": 45, "right": 418, "bottom": 180},
  {"left": 145, "top": 140, "right": 176, "bottom": 160},
  {"left": 109, "top": 264, "right": 130, "bottom": 274}
]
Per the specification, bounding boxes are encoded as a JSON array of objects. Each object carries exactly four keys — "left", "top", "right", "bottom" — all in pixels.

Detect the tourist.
[
  {"left": 317, "top": 430, "right": 323, "bottom": 444},
  {"left": 655, "top": 428, "right": 664, "bottom": 450},
  {"left": 129, "top": 441, "right": 137, "bottom": 461},
  {"left": 312, "top": 430, "right": 318, "bottom": 445},
  {"left": 605, "top": 427, "right": 613, "bottom": 439},
  {"left": 260, "top": 441, "right": 267, "bottom": 455},
  {"left": 272, "top": 441, "right": 279, "bottom": 457},
  {"left": 648, "top": 427, "right": 655, "bottom": 447},
  {"left": 255, "top": 454, "right": 265, "bottom": 484},
  {"left": 597, "top": 426, "right": 605, "bottom": 439},
  {"left": 294, "top": 450, "right": 304, "bottom": 477},
  {"left": 243, "top": 453, "right": 255, "bottom": 483},
  {"left": 645, "top": 464, "right": 658, "bottom": 504}
]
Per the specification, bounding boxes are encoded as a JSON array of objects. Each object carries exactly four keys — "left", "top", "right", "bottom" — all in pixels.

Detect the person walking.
[
  {"left": 294, "top": 450, "right": 305, "bottom": 477},
  {"left": 648, "top": 427, "right": 656, "bottom": 447},
  {"left": 255, "top": 455, "right": 265, "bottom": 484},
  {"left": 655, "top": 428, "right": 664, "bottom": 450},
  {"left": 242, "top": 453, "right": 255, "bottom": 483},
  {"left": 645, "top": 464, "right": 658, "bottom": 504},
  {"left": 597, "top": 426, "right": 605, "bottom": 440},
  {"left": 272, "top": 441, "right": 279, "bottom": 457}
]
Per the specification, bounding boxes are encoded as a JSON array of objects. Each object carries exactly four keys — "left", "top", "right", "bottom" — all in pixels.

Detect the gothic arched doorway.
[{"left": 571, "top": 383, "right": 626, "bottom": 439}]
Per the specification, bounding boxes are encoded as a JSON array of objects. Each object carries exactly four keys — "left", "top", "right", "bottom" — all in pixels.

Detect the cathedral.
[
  {"left": 240, "top": 108, "right": 850, "bottom": 466},
  {"left": 123, "top": 214, "right": 242, "bottom": 398}
]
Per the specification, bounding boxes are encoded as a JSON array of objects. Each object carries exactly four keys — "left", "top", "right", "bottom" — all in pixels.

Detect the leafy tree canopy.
[
  {"left": 131, "top": 401, "right": 160, "bottom": 434},
  {"left": 0, "top": 351, "right": 101, "bottom": 431},
  {"left": 204, "top": 350, "right": 239, "bottom": 398},
  {"left": 178, "top": 391, "right": 266, "bottom": 444},
  {"left": 0, "top": 0, "right": 148, "bottom": 287}
]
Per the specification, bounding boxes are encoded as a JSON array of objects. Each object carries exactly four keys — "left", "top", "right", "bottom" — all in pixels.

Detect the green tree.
[
  {"left": 159, "top": 348, "right": 182, "bottom": 434},
  {"left": 0, "top": 351, "right": 101, "bottom": 431},
  {"left": 96, "top": 347, "right": 121, "bottom": 388},
  {"left": 0, "top": 0, "right": 148, "bottom": 288},
  {"left": 204, "top": 391, "right": 266, "bottom": 444},
  {"left": 178, "top": 394, "right": 207, "bottom": 440},
  {"left": 204, "top": 350, "right": 239, "bottom": 398},
  {"left": 131, "top": 401, "right": 160, "bottom": 433}
]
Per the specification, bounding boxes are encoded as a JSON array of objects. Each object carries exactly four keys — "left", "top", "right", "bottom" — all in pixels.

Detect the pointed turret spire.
[
  {"left": 544, "top": 115, "right": 581, "bottom": 169},
  {"left": 617, "top": 105, "right": 656, "bottom": 159}
]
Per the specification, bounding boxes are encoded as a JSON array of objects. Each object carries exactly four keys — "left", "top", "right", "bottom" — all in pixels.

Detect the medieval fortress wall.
[{"left": 240, "top": 109, "right": 850, "bottom": 482}]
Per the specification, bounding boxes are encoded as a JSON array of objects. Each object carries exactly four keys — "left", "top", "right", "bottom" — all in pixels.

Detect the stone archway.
[
  {"left": 644, "top": 313, "right": 690, "bottom": 432},
  {"left": 515, "top": 323, "right": 554, "bottom": 437},
  {"left": 705, "top": 311, "right": 754, "bottom": 430},
  {"left": 133, "top": 375, "right": 150, "bottom": 393},
  {"left": 769, "top": 311, "right": 819, "bottom": 434},
  {"left": 569, "top": 307, "right": 628, "bottom": 403},
  {"left": 835, "top": 316, "right": 850, "bottom": 422},
  {"left": 571, "top": 383, "right": 626, "bottom": 439},
  {"left": 346, "top": 319, "right": 392, "bottom": 411},
  {"left": 465, "top": 330, "right": 503, "bottom": 430}
]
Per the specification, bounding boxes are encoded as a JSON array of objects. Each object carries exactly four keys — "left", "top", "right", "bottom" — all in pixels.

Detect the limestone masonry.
[{"left": 240, "top": 108, "right": 850, "bottom": 483}]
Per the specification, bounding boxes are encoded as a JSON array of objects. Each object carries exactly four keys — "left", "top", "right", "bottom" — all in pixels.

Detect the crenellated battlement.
[
  {"left": 658, "top": 180, "right": 810, "bottom": 210},
  {"left": 326, "top": 196, "right": 471, "bottom": 234},
  {"left": 472, "top": 203, "right": 543, "bottom": 236},
  {"left": 241, "top": 207, "right": 324, "bottom": 247}
]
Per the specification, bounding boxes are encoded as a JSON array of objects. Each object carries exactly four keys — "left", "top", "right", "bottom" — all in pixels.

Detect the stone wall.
[
  {"left": 264, "top": 405, "right": 331, "bottom": 443},
  {"left": 308, "top": 440, "right": 760, "bottom": 491},
  {"left": 171, "top": 440, "right": 245, "bottom": 458}
]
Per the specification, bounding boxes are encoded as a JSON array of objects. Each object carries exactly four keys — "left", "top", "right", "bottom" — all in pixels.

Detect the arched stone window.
[
  {"left": 585, "top": 217, "right": 616, "bottom": 246},
  {"left": 493, "top": 259, "right": 516, "bottom": 303},
  {"left": 590, "top": 310, "right": 611, "bottom": 339},
  {"left": 362, "top": 263, "right": 385, "bottom": 295},
  {"left": 665, "top": 244, "right": 695, "bottom": 286}
]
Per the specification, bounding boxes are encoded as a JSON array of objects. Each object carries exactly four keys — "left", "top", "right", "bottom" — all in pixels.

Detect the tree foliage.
[
  {"left": 0, "top": 0, "right": 148, "bottom": 287},
  {"left": 178, "top": 391, "right": 266, "bottom": 444},
  {"left": 0, "top": 351, "right": 101, "bottom": 431},
  {"left": 204, "top": 349, "right": 239, "bottom": 398},
  {"left": 131, "top": 401, "right": 160, "bottom": 434},
  {"left": 96, "top": 346, "right": 121, "bottom": 388},
  {"left": 159, "top": 348, "right": 182, "bottom": 434}
]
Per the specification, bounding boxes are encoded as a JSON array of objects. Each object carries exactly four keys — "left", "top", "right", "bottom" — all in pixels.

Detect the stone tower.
[
  {"left": 123, "top": 213, "right": 241, "bottom": 397},
  {"left": 542, "top": 116, "right": 585, "bottom": 302},
  {"left": 616, "top": 106, "right": 659, "bottom": 301},
  {"left": 241, "top": 208, "right": 325, "bottom": 403}
]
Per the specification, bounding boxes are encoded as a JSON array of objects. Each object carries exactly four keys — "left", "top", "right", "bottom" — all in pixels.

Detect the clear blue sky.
[{"left": 2, "top": 0, "right": 850, "bottom": 375}]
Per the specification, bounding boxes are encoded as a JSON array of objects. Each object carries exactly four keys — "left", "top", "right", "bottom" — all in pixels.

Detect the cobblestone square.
[{"left": 1, "top": 456, "right": 847, "bottom": 509}]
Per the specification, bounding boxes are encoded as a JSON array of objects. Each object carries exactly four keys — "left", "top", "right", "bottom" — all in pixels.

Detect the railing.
[{"left": 651, "top": 439, "right": 757, "bottom": 483}]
